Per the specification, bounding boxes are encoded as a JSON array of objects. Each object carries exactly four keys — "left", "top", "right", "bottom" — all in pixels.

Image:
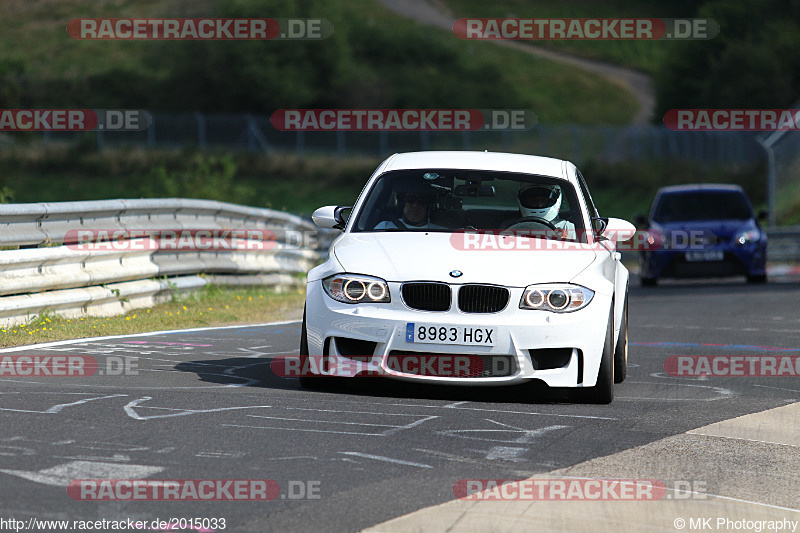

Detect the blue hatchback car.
[{"left": 637, "top": 184, "right": 767, "bottom": 286}]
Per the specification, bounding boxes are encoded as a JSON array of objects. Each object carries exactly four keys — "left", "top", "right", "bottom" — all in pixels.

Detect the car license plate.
[
  {"left": 406, "top": 323, "right": 495, "bottom": 346},
  {"left": 685, "top": 250, "right": 723, "bottom": 262}
]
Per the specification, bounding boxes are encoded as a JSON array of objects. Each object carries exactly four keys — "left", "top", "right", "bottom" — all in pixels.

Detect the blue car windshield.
[{"left": 653, "top": 191, "right": 753, "bottom": 223}]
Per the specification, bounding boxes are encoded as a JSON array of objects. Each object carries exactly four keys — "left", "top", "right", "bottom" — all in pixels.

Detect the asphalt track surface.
[{"left": 0, "top": 275, "right": 799, "bottom": 532}]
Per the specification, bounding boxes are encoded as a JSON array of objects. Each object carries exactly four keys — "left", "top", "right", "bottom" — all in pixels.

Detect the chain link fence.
[
  {"left": 758, "top": 99, "right": 800, "bottom": 226},
  {"left": 29, "top": 112, "right": 765, "bottom": 168}
]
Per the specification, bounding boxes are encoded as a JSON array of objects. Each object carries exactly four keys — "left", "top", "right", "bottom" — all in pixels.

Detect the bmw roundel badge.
[{"left": 449, "top": 270, "right": 463, "bottom": 278}]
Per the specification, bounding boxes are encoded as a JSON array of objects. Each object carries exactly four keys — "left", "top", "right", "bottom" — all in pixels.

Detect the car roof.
[
  {"left": 657, "top": 183, "right": 746, "bottom": 194},
  {"left": 380, "top": 151, "right": 570, "bottom": 181}
]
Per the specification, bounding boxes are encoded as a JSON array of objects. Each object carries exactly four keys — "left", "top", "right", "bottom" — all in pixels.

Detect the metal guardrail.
[
  {"left": 0, "top": 199, "right": 326, "bottom": 327},
  {"left": 765, "top": 226, "right": 800, "bottom": 262}
]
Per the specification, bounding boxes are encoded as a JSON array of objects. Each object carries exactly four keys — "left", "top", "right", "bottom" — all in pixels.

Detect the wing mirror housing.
[{"left": 312, "top": 206, "right": 351, "bottom": 230}]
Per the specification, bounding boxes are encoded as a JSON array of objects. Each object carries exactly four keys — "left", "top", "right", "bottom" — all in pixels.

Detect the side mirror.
[
  {"left": 757, "top": 210, "right": 768, "bottom": 221},
  {"left": 312, "top": 205, "right": 351, "bottom": 230},
  {"left": 634, "top": 214, "right": 648, "bottom": 228},
  {"left": 600, "top": 217, "right": 637, "bottom": 243}
]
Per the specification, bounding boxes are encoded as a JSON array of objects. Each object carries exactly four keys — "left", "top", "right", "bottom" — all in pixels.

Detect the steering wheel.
[{"left": 501, "top": 216, "right": 558, "bottom": 231}]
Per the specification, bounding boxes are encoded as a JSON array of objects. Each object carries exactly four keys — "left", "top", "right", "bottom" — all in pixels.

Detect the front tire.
[
  {"left": 613, "top": 295, "right": 628, "bottom": 384},
  {"left": 576, "top": 310, "right": 614, "bottom": 404},
  {"left": 640, "top": 276, "right": 657, "bottom": 287},
  {"left": 298, "top": 309, "right": 326, "bottom": 389}
]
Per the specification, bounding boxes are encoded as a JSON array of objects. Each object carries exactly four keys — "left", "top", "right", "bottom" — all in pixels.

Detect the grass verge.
[{"left": 0, "top": 284, "right": 305, "bottom": 348}]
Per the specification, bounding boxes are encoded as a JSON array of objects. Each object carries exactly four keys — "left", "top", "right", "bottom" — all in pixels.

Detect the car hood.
[{"left": 333, "top": 232, "right": 599, "bottom": 286}]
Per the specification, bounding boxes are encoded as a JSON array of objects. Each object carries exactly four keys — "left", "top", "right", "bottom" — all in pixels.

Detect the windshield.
[
  {"left": 351, "top": 169, "right": 585, "bottom": 242},
  {"left": 653, "top": 190, "right": 753, "bottom": 223}
]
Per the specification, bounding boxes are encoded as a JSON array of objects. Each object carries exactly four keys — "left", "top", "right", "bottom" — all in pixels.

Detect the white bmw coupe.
[{"left": 300, "top": 151, "right": 635, "bottom": 403}]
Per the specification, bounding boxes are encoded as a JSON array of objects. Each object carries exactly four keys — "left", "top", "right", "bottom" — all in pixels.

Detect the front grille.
[
  {"left": 387, "top": 351, "right": 517, "bottom": 378},
  {"left": 664, "top": 253, "right": 746, "bottom": 278},
  {"left": 402, "top": 282, "right": 451, "bottom": 311},
  {"left": 458, "top": 285, "right": 509, "bottom": 313}
]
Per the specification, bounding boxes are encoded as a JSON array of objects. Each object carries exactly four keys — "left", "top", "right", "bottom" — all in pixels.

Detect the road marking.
[
  {"left": 221, "top": 424, "right": 384, "bottom": 436},
  {"left": 0, "top": 319, "right": 301, "bottom": 353},
  {"left": 485, "top": 446, "right": 527, "bottom": 461},
  {"left": 0, "top": 394, "right": 127, "bottom": 414},
  {"left": 123, "top": 397, "right": 272, "bottom": 420},
  {"left": 279, "top": 407, "right": 428, "bottom": 417},
  {"left": 246, "top": 415, "right": 398, "bottom": 427},
  {"left": 318, "top": 398, "right": 616, "bottom": 420},
  {"left": 0, "top": 460, "right": 163, "bottom": 487},
  {"left": 382, "top": 415, "right": 438, "bottom": 436},
  {"left": 337, "top": 452, "right": 432, "bottom": 469},
  {"left": 194, "top": 451, "right": 247, "bottom": 459},
  {"left": 439, "top": 422, "right": 568, "bottom": 444}
]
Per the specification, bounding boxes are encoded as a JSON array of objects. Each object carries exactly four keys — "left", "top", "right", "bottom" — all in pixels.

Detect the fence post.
[
  {"left": 379, "top": 131, "right": 388, "bottom": 155},
  {"left": 421, "top": 131, "right": 431, "bottom": 151},
  {"left": 296, "top": 131, "right": 305, "bottom": 157},
  {"left": 337, "top": 131, "right": 346, "bottom": 158},
  {"left": 147, "top": 114, "right": 156, "bottom": 148},
  {"left": 195, "top": 112, "right": 207, "bottom": 148}
]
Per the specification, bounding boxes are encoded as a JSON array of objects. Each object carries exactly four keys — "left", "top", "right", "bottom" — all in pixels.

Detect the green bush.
[{"left": 656, "top": 0, "right": 800, "bottom": 118}]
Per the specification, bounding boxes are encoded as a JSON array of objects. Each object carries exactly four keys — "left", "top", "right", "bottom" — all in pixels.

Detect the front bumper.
[
  {"left": 640, "top": 242, "right": 766, "bottom": 279},
  {"left": 304, "top": 280, "right": 611, "bottom": 388}
]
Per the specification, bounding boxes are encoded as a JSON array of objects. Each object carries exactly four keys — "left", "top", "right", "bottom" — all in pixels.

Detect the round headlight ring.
[
  {"left": 343, "top": 279, "right": 366, "bottom": 301},
  {"left": 367, "top": 282, "right": 387, "bottom": 301},
  {"left": 525, "top": 289, "right": 545, "bottom": 308},
  {"left": 547, "top": 289, "right": 570, "bottom": 310}
]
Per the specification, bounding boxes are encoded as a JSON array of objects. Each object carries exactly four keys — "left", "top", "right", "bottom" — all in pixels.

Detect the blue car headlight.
[
  {"left": 735, "top": 229, "right": 761, "bottom": 246},
  {"left": 323, "top": 274, "right": 391, "bottom": 304},
  {"left": 519, "top": 284, "right": 594, "bottom": 312}
]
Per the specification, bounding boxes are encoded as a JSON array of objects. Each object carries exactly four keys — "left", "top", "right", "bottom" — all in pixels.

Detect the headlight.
[
  {"left": 322, "top": 274, "right": 391, "bottom": 304},
  {"left": 735, "top": 229, "right": 760, "bottom": 246},
  {"left": 519, "top": 284, "right": 593, "bottom": 312}
]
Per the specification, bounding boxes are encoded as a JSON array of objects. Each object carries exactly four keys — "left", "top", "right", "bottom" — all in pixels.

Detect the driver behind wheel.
[{"left": 510, "top": 183, "right": 576, "bottom": 239}]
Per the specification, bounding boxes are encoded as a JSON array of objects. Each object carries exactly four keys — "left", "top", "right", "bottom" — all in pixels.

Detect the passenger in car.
[{"left": 374, "top": 187, "right": 446, "bottom": 230}]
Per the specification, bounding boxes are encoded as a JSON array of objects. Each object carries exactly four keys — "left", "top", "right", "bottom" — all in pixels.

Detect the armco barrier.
[
  {"left": 765, "top": 226, "right": 800, "bottom": 262},
  {"left": 0, "top": 199, "right": 329, "bottom": 327}
]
